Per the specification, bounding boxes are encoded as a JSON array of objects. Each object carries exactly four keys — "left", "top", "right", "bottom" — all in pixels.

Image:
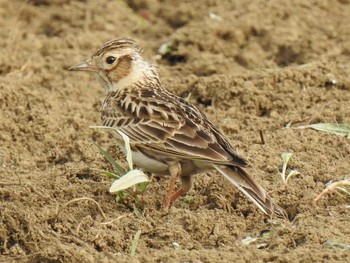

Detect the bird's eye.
[{"left": 106, "top": 56, "right": 116, "bottom": 64}]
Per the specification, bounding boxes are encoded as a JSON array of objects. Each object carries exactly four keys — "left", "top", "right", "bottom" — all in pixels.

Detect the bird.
[{"left": 69, "top": 38, "right": 285, "bottom": 217}]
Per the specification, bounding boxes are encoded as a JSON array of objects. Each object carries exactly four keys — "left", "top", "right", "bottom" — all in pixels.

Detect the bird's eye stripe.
[{"left": 106, "top": 56, "right": 116, "bottom": 64}]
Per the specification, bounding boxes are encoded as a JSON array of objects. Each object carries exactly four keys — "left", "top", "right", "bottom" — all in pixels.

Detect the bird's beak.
[{"left": 68, "top": 60, "right": 98, "bottom": 72}]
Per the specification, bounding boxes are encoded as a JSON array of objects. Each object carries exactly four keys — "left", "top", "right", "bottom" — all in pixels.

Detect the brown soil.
[{"left": 1, "top": 0, "right": 350, "bottom": 262}]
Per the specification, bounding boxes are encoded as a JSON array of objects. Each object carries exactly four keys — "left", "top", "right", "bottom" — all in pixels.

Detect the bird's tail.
[{"left": 213, "top": 164, "right": 286, "bottom": 218}]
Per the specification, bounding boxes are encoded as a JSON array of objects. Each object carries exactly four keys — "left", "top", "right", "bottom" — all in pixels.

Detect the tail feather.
[{"left": 214, "top": 164, "right": 286, "bottom": 218}]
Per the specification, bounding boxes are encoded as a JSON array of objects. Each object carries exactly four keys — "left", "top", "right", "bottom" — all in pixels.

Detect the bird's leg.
[
  {"left": 163, "top": 163, "right": 181, "bottom": 210},
  {"left": 170, "top": 175, "right": 193, "bottom": 202}
]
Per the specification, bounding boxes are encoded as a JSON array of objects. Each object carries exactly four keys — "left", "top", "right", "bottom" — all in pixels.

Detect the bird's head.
[{"left": 69, "top": 38, "right": 156, "bottom": 92}]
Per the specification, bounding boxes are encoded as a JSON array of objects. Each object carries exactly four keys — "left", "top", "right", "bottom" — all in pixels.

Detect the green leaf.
[
  {"left": 90, "top": 125, "right": 134, "bottom": 170},
  {"left": 180, "top": 194, "right": 194, "bottom": 207},
  {"left": 281, "top": 152, "right": 293, "bottom": 165},
  {"left": 92, "top": 169, "right": 120, "bottom": 179},
  {"left": 93, "top": 143, "right": 126, "bottom": 175},
  {"left": 133, "top": 204, "right": 143, "bottom": 219},
  {"left": 136, "top": 182, "right": 149, "bottom": 193},
  {"left": 157, "top": 43, "right": 176, "bottom": 55},
  {"left": 241, "top": 230, "right": 273, "bottom": 245},
  {"left": 130, "top": 230, "right": 142, "bottom": 256},
  {"left": 324, "top": 240, "right": 350, "bottom": 250},
  {"left": 115, "top": 191, "right": 127, "bottom": 202}
]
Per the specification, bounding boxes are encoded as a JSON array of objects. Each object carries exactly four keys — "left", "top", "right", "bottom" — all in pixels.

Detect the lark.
[{"left": 69, "top": 38, "right": 285, "bottom": 217}]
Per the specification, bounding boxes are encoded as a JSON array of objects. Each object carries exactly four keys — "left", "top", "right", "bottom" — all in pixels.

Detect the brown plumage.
[{"left": 69, "top": 38, "right": 285, "bottom": 217}]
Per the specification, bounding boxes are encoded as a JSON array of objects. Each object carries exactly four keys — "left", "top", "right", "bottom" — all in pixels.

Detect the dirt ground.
[{"left": 1, "top": 0, "right": 350, "bottom": 262}]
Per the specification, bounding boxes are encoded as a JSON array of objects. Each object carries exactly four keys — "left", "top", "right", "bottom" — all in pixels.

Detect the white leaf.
[
  {"left": 286, "top": 170, "right": 300, "bottom": 184},
  {"left": 117, "top": 130, "right": 133, "bottom": 170},
  {"left": 109, "top": 170, "right": 149, "bottom": 193},
  {"left": 241, "top": 236, "right": 257, "bottom": 245},
  {"left": 208, "top": 12, "right": 223, "bottom": 21}
]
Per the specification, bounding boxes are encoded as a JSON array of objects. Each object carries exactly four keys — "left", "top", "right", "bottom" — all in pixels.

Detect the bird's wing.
[{"left": 101, "top": 86, "right": 247, "bottom": 167}]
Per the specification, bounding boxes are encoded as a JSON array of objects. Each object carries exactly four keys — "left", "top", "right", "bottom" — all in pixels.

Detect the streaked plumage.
[{"left": 69, "top": 38, "right": 285, "bottom": 217}]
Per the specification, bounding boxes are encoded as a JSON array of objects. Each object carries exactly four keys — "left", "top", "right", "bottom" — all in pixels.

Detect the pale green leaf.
[
  {"left": 90, "top": 125, "right": 134, "bottom": 170},
  {"left": 281, "top": 152, "right": 293, "bottom": 184},
  {"left": 297, "top": 123, "right": 350, "bottom": 137},
  {"left": 133, "top": 204, "right": 143, "bottom": 219},
  {"left": 157, "top": 43, "right": 176, "bottom": 55},
  {"left": 136, "top": 182, "right": 149, "bottom": 192},
  {"left": 324, "top": 240, "right": 350, "bottom": 250},
  {"left": 130, "top": 230, "right": 142, "bottom": 256},
  {"left": 93, "top": 143, "right": 126, "bottom": 175},
  {"left": 336, "top": 186, "right": 350, "bottom": 197},
  {"left": 286, "top": 170, "right": 300, "bottom": 184},
  {"left": 93, "top": 169, "right": 120, "bottom": 179},
  {"left": 281, "top": 152, "right": 293, "bottom": 164}
]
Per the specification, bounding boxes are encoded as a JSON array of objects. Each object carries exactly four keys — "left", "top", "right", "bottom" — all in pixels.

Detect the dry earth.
[{"left": 1, "top": 0, "right": 350, "bottom": 262}]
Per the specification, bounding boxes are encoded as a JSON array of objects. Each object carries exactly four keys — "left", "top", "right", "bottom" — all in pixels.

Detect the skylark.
[{"left": 69, "top": 38, "right": 285, "bottom": 217}]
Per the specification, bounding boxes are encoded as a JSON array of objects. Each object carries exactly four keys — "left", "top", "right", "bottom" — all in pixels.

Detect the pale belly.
[
  {"left": 116, "top": 139, "right": 211, "bottom": 176},
  {"left": 130, "top": 148, "right": 169, "bottom": 174},
  {"left": 130, "top": 148, "right": 211, "bottom": 177},
  {"left": 118, "top": 142, "right": 169, "bottom": 174}
]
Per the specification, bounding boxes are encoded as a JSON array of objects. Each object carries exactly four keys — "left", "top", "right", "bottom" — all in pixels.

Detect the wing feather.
[{"left": 101, "top": 86, "right": 247, "bottom": 166}]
